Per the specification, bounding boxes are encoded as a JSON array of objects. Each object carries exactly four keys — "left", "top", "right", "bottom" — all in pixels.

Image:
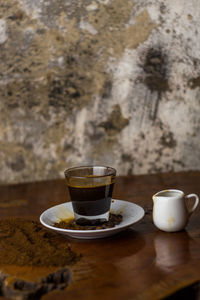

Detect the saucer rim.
[{"left": 40, "top": 199, "right": 145, "bottom": 235}]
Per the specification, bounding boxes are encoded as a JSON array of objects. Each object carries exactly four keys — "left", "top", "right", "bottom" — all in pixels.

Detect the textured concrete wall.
[{"left": 0, "top": 0, "right": 200, "bottom": 184}]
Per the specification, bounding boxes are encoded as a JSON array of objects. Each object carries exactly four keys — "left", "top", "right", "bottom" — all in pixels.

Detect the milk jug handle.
[{"left": 185, "top": 194, "right": 199, "bottom": 215}]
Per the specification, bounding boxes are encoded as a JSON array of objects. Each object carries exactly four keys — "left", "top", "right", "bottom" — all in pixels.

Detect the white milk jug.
[{"left": 153, "top": 189, "right": 199, "bottom": 232}]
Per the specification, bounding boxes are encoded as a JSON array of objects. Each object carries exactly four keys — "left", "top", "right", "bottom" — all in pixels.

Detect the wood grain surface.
[{"left": 0, "top": 171, "right": 200, "bottom": 300}]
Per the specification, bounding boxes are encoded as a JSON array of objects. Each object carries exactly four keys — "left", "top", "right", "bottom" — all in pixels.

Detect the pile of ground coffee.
[
  {"left": 54, "top": 213, "right": 123, "bottom": 230},
  {"left": 0, "top": 218, "right": 80, "bottom": 267}
]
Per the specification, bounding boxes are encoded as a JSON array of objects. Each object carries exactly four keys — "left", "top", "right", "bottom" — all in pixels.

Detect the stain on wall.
[
  {"left": 0, "top": 0, "right": 200, "bottom": 183},
  {"left": 143, "top": 47, "right": 169, "bottom": 120}
]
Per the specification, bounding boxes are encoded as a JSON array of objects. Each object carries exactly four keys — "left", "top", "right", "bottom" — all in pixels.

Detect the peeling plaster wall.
[{"left": 0, "top": 0, "right": 200, "bottom": 183}]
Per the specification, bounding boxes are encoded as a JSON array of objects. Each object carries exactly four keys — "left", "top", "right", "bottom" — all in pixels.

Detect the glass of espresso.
[{"left": 64, "top": 166, "right": 116, "bottom": 225}]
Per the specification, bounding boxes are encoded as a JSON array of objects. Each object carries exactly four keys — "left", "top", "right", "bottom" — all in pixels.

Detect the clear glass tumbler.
[{"left": 64, "top": 166, "right": 116, "bottom": 225}]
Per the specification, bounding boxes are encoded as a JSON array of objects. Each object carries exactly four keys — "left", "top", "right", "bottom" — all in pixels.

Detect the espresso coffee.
[
  {"left": 65, "top": 166, "right": 116, "bottom": 225},
  {"left": 68, "top": 183, "right": 114, "bottom": 217}
]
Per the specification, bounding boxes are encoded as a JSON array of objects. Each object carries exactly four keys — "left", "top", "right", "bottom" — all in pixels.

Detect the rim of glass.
[{"left": 64, "top": 165, "right": 116, "bottom": 179}]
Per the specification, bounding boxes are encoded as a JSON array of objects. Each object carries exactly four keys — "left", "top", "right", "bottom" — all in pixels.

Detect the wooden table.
[{"left": 0, "top": 171, "right": 200, "bottom": 299}]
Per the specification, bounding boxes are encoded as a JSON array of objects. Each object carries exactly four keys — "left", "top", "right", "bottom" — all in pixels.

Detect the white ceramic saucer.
[{"left": 40, "top": 199, "right": 144, "bottom": 239}]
